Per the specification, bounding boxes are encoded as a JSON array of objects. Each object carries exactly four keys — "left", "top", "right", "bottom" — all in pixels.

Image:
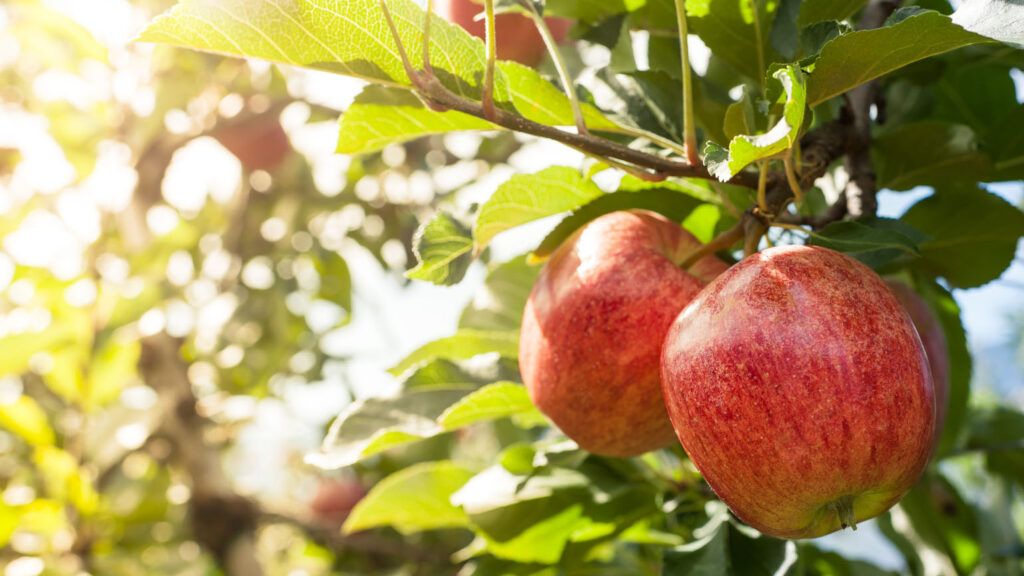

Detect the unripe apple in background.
[
  {"left": 661, "top": 246, "right": 934, "bottom": 539},
  {"left": 437, "top": 0, "right": 572, "bottom": 67},
  {"left": 886, "top": 279, "right": 949, "bottom": 447},
  {"left": 212, "top": 116, "right": 291, "bottom": 172},
  {"left": 309, "top": 479, "right": 366, "bottom": 526},
  {"left": 519, "top": 210, "right": 729, "bottom": 457}
]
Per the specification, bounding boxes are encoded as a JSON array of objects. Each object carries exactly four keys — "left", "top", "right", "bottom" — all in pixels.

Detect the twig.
[
  {"left": 842, "top": 0, "right": 900, "bottom": 217},
  {"left": 375, "top": 0, "right": 757, "bottom": 186},
  {"left": 756, "top": 161, "right": 769, "bottom": 212}
]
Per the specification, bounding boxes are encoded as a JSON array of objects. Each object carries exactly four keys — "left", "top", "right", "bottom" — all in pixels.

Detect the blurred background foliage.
[{"left": 0, "top": 0, "right": 1021, "bottom": 575}]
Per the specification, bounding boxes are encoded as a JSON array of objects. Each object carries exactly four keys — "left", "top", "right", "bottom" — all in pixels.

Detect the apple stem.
[
  {"left": 482, "top": 0, "right": 497, "bottom": 122},
  {"left": 678, "top": 221, "right": 744, "bottom": 270},
  {"left": 673, "top": 0, "right": 699, "bottom": 165},
  {"left": 830, "top": 496, "right": 858, "bottom": 531},
  {"left": 523, "top": 2, "right": 589, "bottom": 136}
]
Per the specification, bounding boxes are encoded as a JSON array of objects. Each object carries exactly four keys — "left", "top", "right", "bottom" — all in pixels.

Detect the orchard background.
[{"left": 0, "top": 0, "right": 1023, "bottom": 574}]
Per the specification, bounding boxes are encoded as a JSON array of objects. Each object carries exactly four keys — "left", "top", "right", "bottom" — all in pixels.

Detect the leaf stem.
[
  {"left": 783, "top": 155, "right": 804, "bottom": 205},
  {"left": 674, "top": 0, "right": 699, "bottom": 165},
  {"left": 756, "top": 160, "right": 768, "bottom": 212},
  {"left": 378, "top": 0, "right": 418, "bottom": 86},
  {"left": 482, "top": 0, "right": 497, "bottom": 121},
  {"left": 524, "top": 2, "right": 588, "bottom": 136}
]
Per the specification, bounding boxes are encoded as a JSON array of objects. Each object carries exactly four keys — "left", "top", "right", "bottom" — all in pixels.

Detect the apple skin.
[
  {"left": 309, "top": 479, "right": 366, "bottom": 526},
  {"left": 212, "top": 116, "right": 291, "bottom": 171},
  {"left": 886, "top": 280, "right": 949, "bottom": 448},
  {"left": 519, "top": 210, "right": 729, "bottom": 457},
  {"left": 437, "top": 0, "right": 572, "bottom": 67},
  {"left": 661, "top": 245, "right": 934, "bottom": 539}
]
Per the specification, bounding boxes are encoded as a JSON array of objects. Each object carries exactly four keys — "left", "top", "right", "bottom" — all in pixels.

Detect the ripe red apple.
[
  {"left": 886, "top": 279, "right": 949, "bottom": 447},
  {"left": 212, "top": 116, "right": 291, "bottom": 171},
  {"left": 661, "top": 245, "right": 934, "bottom": 539},
  {"left": 309, "top": 479, "right": 366, "bottom": 526},
  {"left": 519, "top": 210, "right": 729, "bottom": 457},
  {"left": 437, "top": 0, "right": 572, "bottom": 67}
]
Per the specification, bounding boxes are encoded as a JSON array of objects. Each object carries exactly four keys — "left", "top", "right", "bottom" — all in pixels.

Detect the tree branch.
[{"left": 843, "top": 0, "right": 900, "bottom": 218}]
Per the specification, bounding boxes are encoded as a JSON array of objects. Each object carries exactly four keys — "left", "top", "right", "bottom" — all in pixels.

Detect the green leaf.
[
  {"left": 438, "top": 382, "right": 543, "bottom": 430},
  {"left": 309, "top": 386, "right": 474, "bottom": 468},
  {"left": 873, "top": 122, "right": 992, "bottom": 191},
  {"left": 315, "top": 250, "right": 353, "bottom": 314},
  {"left": 406, "top": 212, "right": 474, "bottom": 286},
  {"left": 989, "top": 105, "right": 1024, "bottom": 179},
  {"left": 343, "top": 461, "right": 474, "bottom": 534},
  {"left": 664, "top": 513, "right": 799, "bottom": 575},
  {"left": 917, "top": 279, "right": 971, "bottom": 457},
  {"left": 459, "top": 256, "right": 538, "bottom": 332},
  {"left": 0, "top": 396, "right": 55, "bottom": 447},
  {"left": 798, "top": 0, "right": 867, "bottom": 26},
  {"left": 85, "top": 339, "right": 140, "bottom": 408},
  {"left": 797, "top": 546, "right": 898, "bottom": 575},
  {"left": 338, "top": 85, "right": 494, "bottom": 154},
  {"left": 807, "top": 8, "right": 992, "bottom": 106},
  {"left": 951, "top": 0, "right": 1024, "bottom": 49},
  {"left": 546, "top": 0, "right": 645, "bottom": 23},
  {"left": 389, "top": 330, "right": 520, "bottom": 377},
  {"left": 140, "top": 0, "right": 618, "bottom": 138},
  {"left": 530, "top": 188, "right": 709, "bottom": 260},
  {"left": 962, "top": 406, "right": 1024, "bottom": 487},
  {"left": 770, "top": 0, "right": 801, "bottom": 60},
  {"left": 33, "top": 446, "right": 99, "bottom": 515},
  {"left": 473, "top": 167, "right": 604, "bottom": 253},
  {"left": 806, "top": 218, "right": 921, "bottom": 269},
  {"left": 902, "top": 187, "right": 1024, "bottom": 288},
  {"left": 686, "top": 0, "right": 779, "bottom": 81},
  {"left": 453, "top": 466, "right": 592, "bottom": 564},
  {"left": 896, "top": 474, "right": 981, "bottom": 574},
  {"left": 704, "top": 66, "right": 806, "bottom": 181}
]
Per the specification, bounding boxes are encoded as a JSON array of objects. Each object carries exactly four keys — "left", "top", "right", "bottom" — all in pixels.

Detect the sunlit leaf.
[
  {"left": 389, "top": 330, "right": 519, "bottom": 377},
  {"left": 0, "top": 396, "right": 55, "bottom": 447},
  {"left": 807, "top": 8, "right": 992, "bottom": 106},
  {"left": 438, "top": 382, "right": 543, "bottom": 430},
  {"left": 474, "top": 167, "right": 603, "bottom": 253},
  {"left": 704, "top": 66, "right": 806, "bottom": 181},
  {"left": 343, "top": 461, "right": 474, "bottom": 534},
  {"left": 406, "top": 212, "right": 474, "bottom": 286}
]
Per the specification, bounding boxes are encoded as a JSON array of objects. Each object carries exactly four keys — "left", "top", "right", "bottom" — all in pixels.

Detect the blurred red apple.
[
  {"left": 437, "top": 0, "right": 572, "bottom": 67},
  {"left": 519, "top": 210, "right": 729, "bottom": 457},
  {"left": 309, "top": 479, "right": 366, "bottom": 525},
  {"left": 887, "top": 279, "right": 949, "bottom": 447},
  {"left": 212, "top": 116, "right": 291, "bottom": 172},
  {"left": 661, "top": 245, "right": 934, "bottom": 539}
]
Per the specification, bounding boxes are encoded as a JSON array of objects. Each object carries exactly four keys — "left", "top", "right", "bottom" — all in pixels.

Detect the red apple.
[
  {"left": 309, "top": 479, "right": 366, "bottom": 525},
  {"left": 519, "top": 210, "right": 729, "bottom": 457},
  {"left": 886, "top": 279, "right": 949, "bottom": 447},
  {"left": 661, "top": 245, "right": 935, "bottom": 539},
  {"left": 437, "top": 0, "right": 572, "bottom": 67},
  {"left": 212, "top": 116, "right": 291, "bottom": 172}
]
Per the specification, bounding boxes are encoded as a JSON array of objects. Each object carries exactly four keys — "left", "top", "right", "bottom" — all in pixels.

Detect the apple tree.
[{"left": 1, "top": 0, "right": 1024, "bottom": 574}]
